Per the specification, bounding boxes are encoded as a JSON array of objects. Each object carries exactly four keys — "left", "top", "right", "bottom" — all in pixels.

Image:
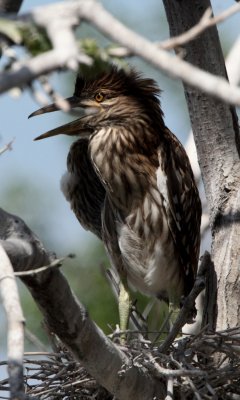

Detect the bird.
[{"left": 29, "top": 66, "right": 202, "bottom": 333}]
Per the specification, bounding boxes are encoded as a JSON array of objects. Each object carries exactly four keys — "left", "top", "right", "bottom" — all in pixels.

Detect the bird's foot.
[
  {"left": 118, "top": 281, "right": 131, "bottom": 343},
  {"left": 169, "top": 301, "right": 180, "bottom": 331}
]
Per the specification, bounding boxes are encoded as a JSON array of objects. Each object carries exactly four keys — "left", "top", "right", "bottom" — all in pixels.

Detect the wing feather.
[
  {"left": 62, "top": 138, "right": 106, "bottom": 239},
  {"left": 157, "top": 130, "right": 202, "bottom": 296}
]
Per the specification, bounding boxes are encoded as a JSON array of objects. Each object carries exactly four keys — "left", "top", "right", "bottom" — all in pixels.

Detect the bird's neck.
[{"left": 89, "top": 119, "right": 162, "bottom": 210}]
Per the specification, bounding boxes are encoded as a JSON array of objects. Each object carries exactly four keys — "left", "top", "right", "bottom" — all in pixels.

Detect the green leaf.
[{"left": 19, "top": 24, "right": 52, "bottom": 56}]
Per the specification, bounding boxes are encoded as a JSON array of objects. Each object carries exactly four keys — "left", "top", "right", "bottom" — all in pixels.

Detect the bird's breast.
[
  {"left": 89, "top": 127, "right": 157, "bottom": 210},
  {"left": 89, "top": 127, "right": 115, "bottom": 186}
]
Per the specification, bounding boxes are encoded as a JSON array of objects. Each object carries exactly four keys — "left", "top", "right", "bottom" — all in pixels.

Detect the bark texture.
[{"left": 163, "top": 0, "right": 240, "bottom": 330}]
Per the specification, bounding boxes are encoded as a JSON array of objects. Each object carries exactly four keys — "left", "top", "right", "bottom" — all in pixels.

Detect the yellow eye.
[{"left": 94, "top": 92, "right": 104, "bottom": 102}]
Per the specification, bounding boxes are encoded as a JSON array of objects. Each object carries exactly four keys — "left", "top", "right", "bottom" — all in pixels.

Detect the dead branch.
[
  {"left": 161, "top": 3, "right": 240, "bottom": 50},
  {"left": 0, "top": 1, "right": 240, "bottom": 107},
  {"left": 0, "top": 138, "right": 15, "bottom": 156},
  {"left": 14, "top": 255, "right": 71, "bottom": 277},
  {"left": 107, "top": 5, "right": 240, "bottom": 56},
  {"left": 0, "top": 207, "right": 165, "bottom": 400}
]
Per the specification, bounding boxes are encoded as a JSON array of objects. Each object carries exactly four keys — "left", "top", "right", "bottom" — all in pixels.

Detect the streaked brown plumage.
[
  {"left": 61, "top": 138, "right": 105, "bottom": 239},
  {"left": 29, "top": 66, "right": 202, "bottom": 325}
]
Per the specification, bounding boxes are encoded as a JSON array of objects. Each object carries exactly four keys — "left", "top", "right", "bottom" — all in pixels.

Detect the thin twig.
[
  {"left": 144, "top": 353, "right": 207, "bottom": 378},
  {"left": 0, "top": 138, "right": 15, "bottom": 156},
  {"left": 161, "top": 4, "right": 240, "bottom": 50},
  {"left": 185, "top": 377, "right": 202, "bottom": 400},
  {"left": 0, "top": 325, "right": 240, "bottom": 398},
  {"left": 14, "top": 253, "right": 74, "bottom": 276},
  {"left": 107, "top": 5, "right": 240, "bottom": 55}
]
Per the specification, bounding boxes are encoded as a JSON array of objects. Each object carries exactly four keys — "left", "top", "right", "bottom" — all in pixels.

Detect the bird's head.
[{"left": 29, "top": 66, "right": 164, "bottom": 141}]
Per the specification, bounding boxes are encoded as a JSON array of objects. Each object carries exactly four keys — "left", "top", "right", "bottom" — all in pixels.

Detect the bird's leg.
[
  {"left": 169, "top": 302, "right": 180, "bottom": 329},
  {"left": 168, "top": 292, "right": 180, "bottom": 330},
  {"left": 118, "top": 280, "right": 131, "bottom": 342}
]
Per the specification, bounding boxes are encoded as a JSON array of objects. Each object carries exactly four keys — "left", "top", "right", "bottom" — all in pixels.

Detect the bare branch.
[
  {"left": 143, "top": 353, "right": 207, "bottom": 378},
  {"left": 0, "top": 1, "right": 240, "bottom": 107},
  {"left": 0, "top": 49, "right": 91, "bottom": 94},
  {"left": 82, "top": 1, "right": 240, "bottom": 106},
  {"left": 14, "top": 255, "right": 70, "bottom": 277},
  {"left": 0, "top": 208, "right": 165, "bottom": 400},
  {"left": 108, "top": 5, "right": 240, "bottom": 57},
  {"left": 0, "top": 138, "right": 15, "bottom": 155},
  {"left": 0, "top": 243, "right": 25, "bottom": 399},
  {"left": 161, "top": 3, "right": 240, "bottom": 50}
]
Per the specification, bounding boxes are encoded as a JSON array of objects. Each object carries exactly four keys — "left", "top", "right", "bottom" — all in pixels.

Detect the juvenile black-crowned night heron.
[{"left": 29, "top": 66, "right": 202, "bottom": 332}]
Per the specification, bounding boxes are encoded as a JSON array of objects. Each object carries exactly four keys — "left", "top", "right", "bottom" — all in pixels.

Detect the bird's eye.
[{"left": 94, "top": 92, "right": 104, "bottom": 102}]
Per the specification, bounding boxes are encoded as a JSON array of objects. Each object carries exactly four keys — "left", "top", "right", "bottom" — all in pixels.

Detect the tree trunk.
[{"left": 163, "top": 0, "right": 240, "bottom": 330}]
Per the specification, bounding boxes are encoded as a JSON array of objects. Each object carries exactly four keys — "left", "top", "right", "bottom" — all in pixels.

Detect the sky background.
[{"left": 0, "top": 0, "right": 239, "bottom": 391}]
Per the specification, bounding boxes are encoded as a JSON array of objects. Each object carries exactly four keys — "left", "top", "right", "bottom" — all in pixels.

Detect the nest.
[{"left": 0, "top": 327, "right": 240, "bottom": 399}]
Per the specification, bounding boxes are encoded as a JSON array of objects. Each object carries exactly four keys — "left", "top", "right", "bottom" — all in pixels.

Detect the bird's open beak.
[{"left": 28, "top": 96, "right": 94, "bottom": 141}]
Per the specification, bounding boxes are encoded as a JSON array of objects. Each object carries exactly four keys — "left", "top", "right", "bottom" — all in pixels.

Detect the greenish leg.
[
  {"left": 168, "top": 290, "right": 181, "bottom": 329},
  {"left": 118, "top": 281, "right": 131, "bottom": 341},
  {"left": 169, "top": 301, "right": 180, "bottom": 328}
]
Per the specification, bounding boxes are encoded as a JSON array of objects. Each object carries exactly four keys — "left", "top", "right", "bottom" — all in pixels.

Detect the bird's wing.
[
  {"left": 102, "top": 195, "right": 127, "bottom": 280},
  {"left": 63, "top": 138, "right": 106, "bottom": 239},
  {"left": 157, "top": 130, "right": 201, "bottom": 296}
]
